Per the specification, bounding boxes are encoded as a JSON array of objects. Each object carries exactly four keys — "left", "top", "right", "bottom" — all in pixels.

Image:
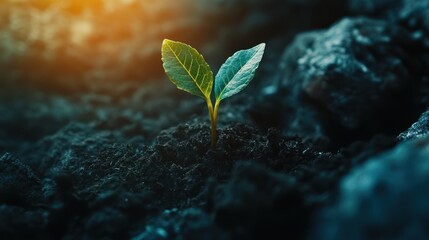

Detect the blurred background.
[{"left": 0, "top": 0, "right": 345, "bottom": 94}]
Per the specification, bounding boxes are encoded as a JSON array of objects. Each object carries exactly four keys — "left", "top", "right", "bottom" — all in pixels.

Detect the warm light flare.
[{"left": 0, "top": 0, "right": 210, "bottom": 89}]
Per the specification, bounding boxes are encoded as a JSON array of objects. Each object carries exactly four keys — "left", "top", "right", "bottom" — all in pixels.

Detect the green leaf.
[
  {"left": 161, "top": 39, "right": 213, "bottom": 99},
  {"left": 214, "top": 43, "right": 265, "bottom": 101}
]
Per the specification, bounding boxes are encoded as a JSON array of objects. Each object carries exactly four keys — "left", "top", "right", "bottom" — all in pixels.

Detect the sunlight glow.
[{"left": 0, "top": 0, "right": 200, "bottom": 84}]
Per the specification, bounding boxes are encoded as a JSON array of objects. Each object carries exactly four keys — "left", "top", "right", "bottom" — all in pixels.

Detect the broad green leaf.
[
  {"left": 161, "top": 39, "right": 213, "bottom": 99},
  {"left": 215, "top": 43, "right": 265, "bottom": 101}
]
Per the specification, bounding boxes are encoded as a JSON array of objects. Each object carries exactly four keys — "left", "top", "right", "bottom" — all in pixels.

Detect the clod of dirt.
[
  {"left": 279, "top": 17, "right": 421, "bottom": 144},
  {"left": 312, "top": 137, "right": 429, "bottom": 240},
  {"left": 398, "top": 109, "right": 429, "bottom": 141},
  {"left": 213, "top": 161, "right": 308, "bottom": 240},
  {"left": 0, "top": 153, "right": 42, "bottom": 206}
]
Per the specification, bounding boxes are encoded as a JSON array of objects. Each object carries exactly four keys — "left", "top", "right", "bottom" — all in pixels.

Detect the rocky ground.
[{"left": 1, "top": 0, "right": 429, "bottom": 239}]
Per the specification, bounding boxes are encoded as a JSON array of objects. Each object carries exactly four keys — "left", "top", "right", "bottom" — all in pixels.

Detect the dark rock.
[
  {"left": 398, "top": 109, "right": 429, "bottom": 140},
  {"left": 133, "top": 208, "right": 229, "bottom": 240},
  {"left": 348, "top": 0, "right": 402, "bottom": 15},
  {"left": 90, "top": 190, "right": 153, "bottom": 215},
  {"left": 213, "top": 161, "right": 308, "bottom": 240},
  {"left": 398, "top": 0, "right": 429, "bottom": 48},
  {"left": 84, "top": 208, "right": 129, "bottom": 239},
  {"left": 0, "top": 205, "right": 47, "bottom": 239},
  {"left": 280, "top": 17, "right": 416, "bottom": 143},
  {"left": 279, "top": 31, "right": 322, "bottom": 83},
  {"left": 312, "top": 137, "right": 429, "bottom": 240},
  {"left": 261, "top": 32, "right": 323, "bottom": 139},
  {"left": 0, "top": 153, "right": 42, "bottom": 206},
  {"left": 395, "top": 0, "right": 429, "bottom": 107}
]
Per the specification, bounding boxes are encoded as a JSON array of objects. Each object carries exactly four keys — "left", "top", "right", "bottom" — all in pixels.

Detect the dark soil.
[{"left": 1, "top": 0, "right": 429, "bottom": 239}]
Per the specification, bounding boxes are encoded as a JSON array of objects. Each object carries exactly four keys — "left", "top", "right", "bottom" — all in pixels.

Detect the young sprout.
[{"left": 161, "top": 39, "right": 265, "bottom": 149}]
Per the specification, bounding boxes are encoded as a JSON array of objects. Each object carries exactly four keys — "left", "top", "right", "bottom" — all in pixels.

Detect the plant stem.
[
  {"left": 213, "top": 98, "right": 220, "bottom": 131},
  {"left": 206, "top": 99, "right": 216, "bottom": 149},
  {"left": 206, "top": 98, "right": 221, "bottom": 149}
]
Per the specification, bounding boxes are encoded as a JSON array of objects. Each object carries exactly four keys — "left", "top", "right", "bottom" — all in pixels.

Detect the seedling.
[{"left": 161, "top": 39, "right": 265, "bottom": 149}]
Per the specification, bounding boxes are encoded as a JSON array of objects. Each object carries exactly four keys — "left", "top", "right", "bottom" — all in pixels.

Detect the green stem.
[
  {"left": 211, "top": 99, "right": 220, "bottom": 149},
  {"left": 206, "top": 98, "right": 221, "bottom": 149},
  {"left": 206, "top": 99, "right": 216, "bottom": 149},
  {"left": 213, "top": 99, "right": 220, "bottom": 131}
]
